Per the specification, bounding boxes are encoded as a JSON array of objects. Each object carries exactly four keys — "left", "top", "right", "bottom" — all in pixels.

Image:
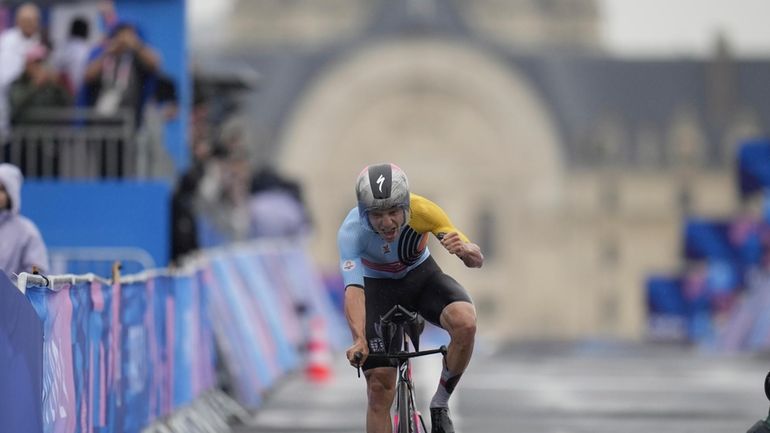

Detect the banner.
[
  {"left": 21, "top": 273, "right": 217, "bottom": 433},
  {"left": 204, "top": 255, "right": 281, "bottom": 407},
  {"left": 6, "top": 240, "right": 343, "bottom": 431},
  {"left": 0, "top": 272, "right": 43, "bottom": 433},
  {"left": 200, "top": 243, "right": 341, "bottom": 409}
]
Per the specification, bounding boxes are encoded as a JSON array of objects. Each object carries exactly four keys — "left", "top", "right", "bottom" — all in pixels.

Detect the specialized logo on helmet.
[{"left": 368, "top": 164, "right": 392, "bottom": 199}]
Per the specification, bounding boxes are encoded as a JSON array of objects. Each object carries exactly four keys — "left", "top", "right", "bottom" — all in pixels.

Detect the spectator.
[
  {"left": 0, "top": 163, "right": 49, "bottom": 277},
  {"left": 248, "top": 166, "right": 311, "bottom": 238},
  {"left": 154, "top": 73, "right": 179, "bottom": 121},
  {"left": 83, "top": 21, "right": 160, "bottom": 123},
  {"left": 9, "top": 44, "right": 72, "bottom": 125},
  {"left": 195, "top": 146, "right": 252, "bottom": 246},
  {"left": 135, "top": 72, "right": 177, "bottom": 177},
  {"left": 170, "top": 137, "right": 210, "bottom": 264},
  {"left": 51, "top": 17, "right": 92, "bottom": 97},
  {"left": 0, "top": 3, "right": 42, "bottom": 141}
]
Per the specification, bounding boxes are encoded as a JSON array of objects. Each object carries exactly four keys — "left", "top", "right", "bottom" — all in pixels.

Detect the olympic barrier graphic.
[
  {"left": 19, "top": 273, "right": 216, "bottom": 433},
  {"left": 1, "top": 241, "right": 343, "bottom": 433},
  {"left": 0, "top": 272, "right": 44, "bottom": 433}
]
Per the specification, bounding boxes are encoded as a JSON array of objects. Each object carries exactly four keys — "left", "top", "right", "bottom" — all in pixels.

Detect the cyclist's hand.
[
  {"left": 346, "top": 339, "right": 368, "bottom": 368},
  {"left": 441, "top": 232, "right": 484, "bottom": 268},
  {"left": 440, "top": 232, "right": 465, "bottom": 256}
]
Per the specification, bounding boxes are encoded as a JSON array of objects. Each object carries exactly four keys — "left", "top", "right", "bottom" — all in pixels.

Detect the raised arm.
[
  {"left": 439, "top": 232, "right": 484, "bottom": 268},
  {"left": 409, "top": 194, "right": 484, "bottom": 268}
]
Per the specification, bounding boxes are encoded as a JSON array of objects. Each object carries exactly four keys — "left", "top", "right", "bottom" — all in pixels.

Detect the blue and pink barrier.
[{"left": 1, "top": 241, "right": 345, "bottom": 433}]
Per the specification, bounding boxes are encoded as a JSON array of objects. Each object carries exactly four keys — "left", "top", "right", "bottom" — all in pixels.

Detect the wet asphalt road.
[{"left": 235, "top": 340, "right": 770, "bottom": 433}]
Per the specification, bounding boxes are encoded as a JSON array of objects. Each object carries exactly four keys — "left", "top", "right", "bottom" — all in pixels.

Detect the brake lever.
[{"left": 353, "top": 352, "right": 363, "bottom": 378}]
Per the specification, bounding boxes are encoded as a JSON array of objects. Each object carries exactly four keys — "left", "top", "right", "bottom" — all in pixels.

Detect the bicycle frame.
[
  {"left": 394, "top": 336, "right": 425, "bottom": 433},
  {"left": 361, "top": 305, "right": 447, "bottom": 433}
]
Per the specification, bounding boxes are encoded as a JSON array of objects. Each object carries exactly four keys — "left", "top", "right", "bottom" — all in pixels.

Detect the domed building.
[{"left": 201, "top": 0, "right": 770, "bottom": 340}]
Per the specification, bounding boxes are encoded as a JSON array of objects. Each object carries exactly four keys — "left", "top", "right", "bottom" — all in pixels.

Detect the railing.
[{"left": 3, "top": 107, "right": 148, "bottom": 178}]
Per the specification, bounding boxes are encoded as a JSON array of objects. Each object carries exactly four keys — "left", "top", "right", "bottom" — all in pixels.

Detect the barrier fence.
[{"left": 1, "top": 240, "right": 346, "bottom": 433}]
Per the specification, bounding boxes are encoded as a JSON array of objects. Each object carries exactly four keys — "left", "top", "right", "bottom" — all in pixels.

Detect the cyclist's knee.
[
  {"left": 453, "top": 318, "right": 477, "bottom": 342},
  {"left": 442, "top": 302, "right": 477, "bottom": 340},
  {"left": 366, "top": 369, "right": 396, "bottom": 410}
]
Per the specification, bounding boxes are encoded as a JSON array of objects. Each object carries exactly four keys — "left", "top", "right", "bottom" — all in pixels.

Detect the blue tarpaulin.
[
  {"left": 646, "top": 275, "right": 686, "bottom": 315},
  {"left": 683, "top": 219, "right": 735, "bottom": 261},
  {"left": 737, "top": 138, "right": 770, "bottom": 197}
]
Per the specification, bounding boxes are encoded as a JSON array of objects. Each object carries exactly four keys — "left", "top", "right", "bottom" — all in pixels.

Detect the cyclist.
[{"left": 338, "top": 163, "right": 483, "bottom": 433}]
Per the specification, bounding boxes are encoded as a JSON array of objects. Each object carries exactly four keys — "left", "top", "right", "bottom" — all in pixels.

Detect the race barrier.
[
  {"left": 0, "top": 272, "right": 44, "bottom": 433},
  {"left": 1, "top": 240, "right": 346, "bottom": 433}
]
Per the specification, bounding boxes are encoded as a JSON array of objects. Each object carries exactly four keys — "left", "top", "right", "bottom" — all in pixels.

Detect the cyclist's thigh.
[{"left": 417, "top": 269, "right": 473, "bottom": 328}]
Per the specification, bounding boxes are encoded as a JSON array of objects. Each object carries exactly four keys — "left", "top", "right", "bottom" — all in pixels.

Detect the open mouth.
[{"left": 381, "top": 228, "right": 397, "bottom": 238}]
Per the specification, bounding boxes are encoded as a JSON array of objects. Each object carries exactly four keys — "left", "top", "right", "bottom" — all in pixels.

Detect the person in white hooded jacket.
[{"left": 0, "top": 163, "right": 48, "bottom": 277}]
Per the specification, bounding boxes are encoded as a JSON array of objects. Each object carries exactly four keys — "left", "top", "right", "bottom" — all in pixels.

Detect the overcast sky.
[
  {"left": 189, "top": 0, "right": 770, "bottom": 57},
  {"left": 600, "top": 0, "right": 770, "bottom": 56}
]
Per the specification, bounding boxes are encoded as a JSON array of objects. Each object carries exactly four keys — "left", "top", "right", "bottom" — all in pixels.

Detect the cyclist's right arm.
[
  {"left": 338, "top": 210, "right": 369, "bottom": 367},
  {"left": 344, "top": 284, "right": 367, "bottom": 367}
]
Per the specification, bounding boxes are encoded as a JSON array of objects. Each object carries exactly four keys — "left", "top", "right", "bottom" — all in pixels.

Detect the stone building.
[{"left": 201, "top": 0, "right": 770, "bottom": 340}]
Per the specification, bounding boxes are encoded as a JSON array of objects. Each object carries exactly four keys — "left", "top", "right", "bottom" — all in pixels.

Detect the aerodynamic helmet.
[{"left": 355, "top": 163, "right": 411, "bottom": 230}]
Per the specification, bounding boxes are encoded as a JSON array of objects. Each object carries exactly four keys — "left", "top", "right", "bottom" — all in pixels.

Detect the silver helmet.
[{"left": 356, "top": 163, "right": 411, "bottom": 229}]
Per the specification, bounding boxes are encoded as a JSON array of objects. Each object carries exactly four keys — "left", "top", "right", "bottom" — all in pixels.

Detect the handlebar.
[
  {"left": 367, "top": 345, "right": 447, "bottom": 361},
  {"left": 353, "top": 352, "right": 363, "bottom": 378},
  {"left": 351, "top": 346, "right": 447, "bottom": 378}
]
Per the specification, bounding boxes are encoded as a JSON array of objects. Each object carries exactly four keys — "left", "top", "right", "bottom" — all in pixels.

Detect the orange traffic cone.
[{"left": 306, "top": 317, "right": 332, "bottom": 383}]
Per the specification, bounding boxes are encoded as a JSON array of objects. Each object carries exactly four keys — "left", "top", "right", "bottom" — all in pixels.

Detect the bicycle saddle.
[{"left": 375, "top": 305, "right": 425, "bottom": 353}]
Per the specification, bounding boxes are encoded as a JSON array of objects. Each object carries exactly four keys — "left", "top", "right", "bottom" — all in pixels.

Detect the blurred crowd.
[
  {"left": 170, "top": 82, "right": 312, "bottom": 264},
  {"left": 647, "top": 165, "right": 770, "bottom": 349},
  {"left": 0, "top": 1, "right": 178, "bottom": 176},
  {"left": 0, "top": 1, "right": 312, "bottom": 276}
]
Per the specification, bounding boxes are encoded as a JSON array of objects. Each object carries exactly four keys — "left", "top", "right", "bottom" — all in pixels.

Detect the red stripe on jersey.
[{"left": 362, "top": 258, "right": 408, "bottom": 273}]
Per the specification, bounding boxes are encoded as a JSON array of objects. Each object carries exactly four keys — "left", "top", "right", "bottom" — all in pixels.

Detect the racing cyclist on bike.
[{"left": 338, "top": 163, "right": 483, "bottom": 433}]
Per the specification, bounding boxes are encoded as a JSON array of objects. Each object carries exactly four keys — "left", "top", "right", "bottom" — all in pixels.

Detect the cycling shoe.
[{"left": 430, "top": 407, "right": 455, "bottom": 433}]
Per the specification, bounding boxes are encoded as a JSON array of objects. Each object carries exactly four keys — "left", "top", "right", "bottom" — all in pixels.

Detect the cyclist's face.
[{"left": 368, "top": 207, "right": 404, "bottom": 242}]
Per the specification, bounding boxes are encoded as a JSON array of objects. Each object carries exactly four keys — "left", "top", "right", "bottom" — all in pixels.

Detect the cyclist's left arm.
[{"left": 411, "top": 194, "right": 484, "bottom": 268}]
